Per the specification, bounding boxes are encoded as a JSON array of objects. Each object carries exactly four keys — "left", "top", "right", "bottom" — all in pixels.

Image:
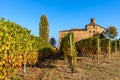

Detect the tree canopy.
[
  {"left": 106, "top": 26, "right": 118, "bottom": 39},
  {"left": 49, "top": 37, "right": 56, "bottom": 47},
  {"left": 39, "top": 15, "right": 49, "bottom": 42}
]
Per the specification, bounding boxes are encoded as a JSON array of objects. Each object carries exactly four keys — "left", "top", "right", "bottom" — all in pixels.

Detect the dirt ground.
[{"left": 15, "top": 52, "right": 120, "bottom": 80}]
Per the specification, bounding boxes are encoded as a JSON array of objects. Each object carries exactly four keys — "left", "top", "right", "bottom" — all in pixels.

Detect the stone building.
[{"left": 58, "top": 18, "right": 106, "bottom": 47}]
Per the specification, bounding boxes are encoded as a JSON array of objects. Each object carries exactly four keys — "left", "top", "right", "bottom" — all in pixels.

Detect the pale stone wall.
[
  {"left": 58, "top": 31, "right": 69, "bottom": 48},
  {"left": 71, "top": 30, "right": 88, "bottom": 42},
  {"left": 86, "top": 25, "right": 105, "bottom": 35}
]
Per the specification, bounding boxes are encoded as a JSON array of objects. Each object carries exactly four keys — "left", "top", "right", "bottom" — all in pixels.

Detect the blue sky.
[{"left": 0, "top": 0, "right": 120, "bottom": 45}]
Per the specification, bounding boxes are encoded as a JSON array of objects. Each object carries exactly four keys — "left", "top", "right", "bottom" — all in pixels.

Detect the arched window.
[{"left": 93, "top": 31, "right": 95, "bottom": 33}]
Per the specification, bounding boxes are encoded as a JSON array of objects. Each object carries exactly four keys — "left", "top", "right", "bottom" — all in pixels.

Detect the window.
[
  {"left": 89, "top": 31, "right": 91, "bottom": 33},
  {"left": 93, "top": 26, "right": 95, "bottom": 28},
  {"left": 61, "top": 34, "right": 64, "bottom": 37},
  {"left": 93, "top": 31, "right": 95, "bottom": 33}
]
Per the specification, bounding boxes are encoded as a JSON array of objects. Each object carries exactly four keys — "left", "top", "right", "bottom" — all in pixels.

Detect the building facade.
[{"left": 58, "top": 18, "right": 106, "bottom": 47}]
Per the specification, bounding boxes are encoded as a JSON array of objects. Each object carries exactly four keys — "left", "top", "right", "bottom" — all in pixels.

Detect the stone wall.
[{"left": 58, "top": 18, "right": 106, "bottom": 48}]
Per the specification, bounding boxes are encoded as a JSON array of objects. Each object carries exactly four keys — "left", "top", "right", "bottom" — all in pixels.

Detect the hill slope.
[{"left": 15, "top": 53, "right": 120, "bottom": 80}]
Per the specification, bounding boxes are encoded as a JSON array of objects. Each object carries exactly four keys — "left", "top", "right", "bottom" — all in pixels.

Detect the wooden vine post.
[
  {"left": 97, "top": 37, "right": 100, "bottom": 64},
  {"left": 115, "top": 41, "right": 117, "bottom": 57},
  {"left": 60, "top": 32, "right": 77, "bottom": 73},
  {"left": 70, "top": 33, "right": 72, "bottom": 51},
  {"left": 108, "top": 40, "right": 111, "bottom": 59},
  {"left": 69, "top": 33, "right": 77, "bottom": 73},
  {"left": 119, "top": 40, "right": 120, "bottom": 52},
  {"left": 23, "top": 53, "right": 27, "bottom": 73}
]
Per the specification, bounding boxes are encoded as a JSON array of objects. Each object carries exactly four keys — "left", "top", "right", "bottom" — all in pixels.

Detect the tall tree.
[
  {"left": 49, "top": 37, "right": 57, "bottom": 47},
  {"left": 106, "top": 26, "right": 118, "bottom": 39},
  {"left": 39, "top": 15, "right": 49, "bottom": 42}
]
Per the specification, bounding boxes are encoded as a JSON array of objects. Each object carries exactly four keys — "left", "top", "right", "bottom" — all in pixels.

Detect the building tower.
[{"left": 91, "top": 18, "right": 96, "bottom": 24}]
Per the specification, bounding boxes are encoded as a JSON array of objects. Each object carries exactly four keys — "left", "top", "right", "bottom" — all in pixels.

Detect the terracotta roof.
[
  {"left": 59, "top": 23, "right": 106, "bottom": 32},
  {"left": 59, "top": 30, "right": 69, "bottom": 32},
  {"left": 70, "top": 28, "right": 86, "bottom": 31},
  {"left": 60, "top": 28, "right": 87, "bottom": 32},
  {"left": 86, "top": 23, "right": 106, "bottom": 30}
]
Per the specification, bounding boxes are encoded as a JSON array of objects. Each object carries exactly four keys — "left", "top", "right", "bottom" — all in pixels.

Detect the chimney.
[{"left": 91, "top": 18, "right": 96, "bottom": 24}]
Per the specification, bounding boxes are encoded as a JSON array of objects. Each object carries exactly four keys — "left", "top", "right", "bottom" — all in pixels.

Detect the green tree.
[
  {"left": 39, "top": 15, "right": 49, "bottom": 42},
  {"left": 106, "top": 26, "right": 118, "bottom": 39},
  {"left": 99, "top": 33, "right": 106, "bottom": 39},
  {"left": 49, "top": 37, "right": 56, "bottom": 47}
]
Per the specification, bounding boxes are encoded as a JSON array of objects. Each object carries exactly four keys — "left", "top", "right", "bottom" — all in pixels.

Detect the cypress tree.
[{"left": 39, "top": 15, "right": 49, "bottom": 42}]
